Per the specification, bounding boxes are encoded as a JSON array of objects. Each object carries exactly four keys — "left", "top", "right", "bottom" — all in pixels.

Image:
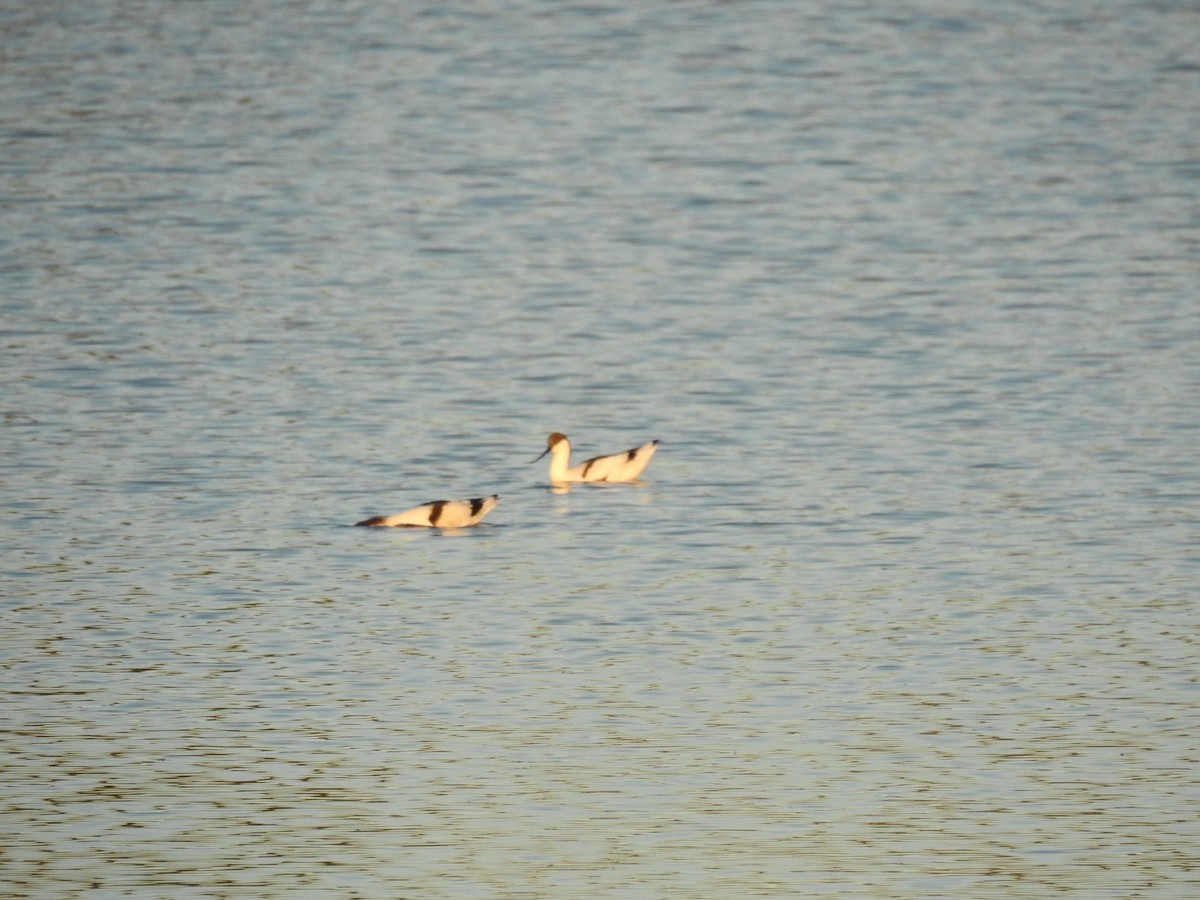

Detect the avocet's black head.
[{"left": 533, "top": 432, "right": 568, "bottom": 463}]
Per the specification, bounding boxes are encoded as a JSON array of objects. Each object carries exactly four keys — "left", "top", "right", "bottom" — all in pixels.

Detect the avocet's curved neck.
[{"left": 548, "top": 439, "right": 574, "bottom": 482}]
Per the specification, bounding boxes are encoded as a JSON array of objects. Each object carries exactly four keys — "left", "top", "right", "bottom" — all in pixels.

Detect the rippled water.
[{"left": 3, "top": 0, "right": 1199, "bottom": 896}]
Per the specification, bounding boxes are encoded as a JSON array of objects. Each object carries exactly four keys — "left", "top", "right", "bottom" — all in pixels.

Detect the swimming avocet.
[
  {"left": 355, "top": 494, "right": 500, "bottom": 528},
  {"left": 535, "top": 432, "right": 660, "bottom": 484}
]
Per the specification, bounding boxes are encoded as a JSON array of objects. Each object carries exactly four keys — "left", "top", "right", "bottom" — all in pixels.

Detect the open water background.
[{"left": 3, "top": 1, "right": 1199, "bottom": 896}]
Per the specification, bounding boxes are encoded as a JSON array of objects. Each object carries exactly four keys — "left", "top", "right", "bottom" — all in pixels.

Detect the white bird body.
[
  {"left": 536, "top": 432, "right": 659, "bottom": 484},
  {"left": 355, "top": 494, "right": 499, "bottom": 528}
]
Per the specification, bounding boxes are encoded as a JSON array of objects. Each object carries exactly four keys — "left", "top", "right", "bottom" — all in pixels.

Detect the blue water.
[{"left": 3, "top": 1, "right": 1199, "bottom": 896}]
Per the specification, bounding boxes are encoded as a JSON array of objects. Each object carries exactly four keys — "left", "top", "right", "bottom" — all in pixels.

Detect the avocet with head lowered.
[
  {"left": 355, "top": 494, "right": 499, "bottom": 528},
  {"left": 535, "top": 432, "right": 659, "bottom": 484}
]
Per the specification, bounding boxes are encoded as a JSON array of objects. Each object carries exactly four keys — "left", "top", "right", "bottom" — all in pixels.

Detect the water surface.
[{"left": 3, "top": 1, "right": 1199, "bottom": 896}]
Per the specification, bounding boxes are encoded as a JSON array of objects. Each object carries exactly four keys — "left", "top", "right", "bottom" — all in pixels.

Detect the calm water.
[{"left": 3, "top": 0, "right": 1199, "bottom": 896}]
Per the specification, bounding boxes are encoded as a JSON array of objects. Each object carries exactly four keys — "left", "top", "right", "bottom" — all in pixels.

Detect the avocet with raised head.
[
  {"left": 535, "top": 432, "right": 659, "bottom": 484},
  {"left": 355, "top": 494, "right": 499, "bottom": 528}
]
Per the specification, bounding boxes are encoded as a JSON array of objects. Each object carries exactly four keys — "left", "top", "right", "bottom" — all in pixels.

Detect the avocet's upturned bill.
[
  {"left": 355, "top": 494, "right": 499, "bottom": 528},
  {"left": 534, "top": 432, "right": 659, "bottom": 484}
]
